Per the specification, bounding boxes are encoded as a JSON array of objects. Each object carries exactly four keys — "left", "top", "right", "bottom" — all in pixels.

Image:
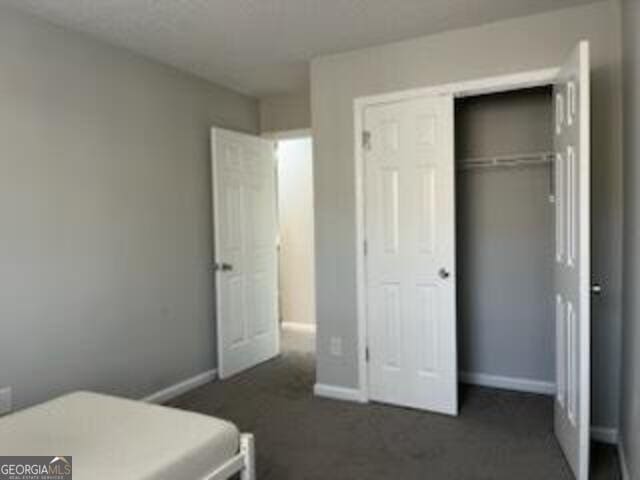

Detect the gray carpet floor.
[{"left": 170, "top": 329, "right": 620, "bottom": 480}]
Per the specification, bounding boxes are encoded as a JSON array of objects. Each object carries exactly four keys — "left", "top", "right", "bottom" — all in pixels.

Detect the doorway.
[
  {"left": 276, "top": 135, "right": 316, "bottom": 335},
  {"left": 273, "top": 131, "right": 317, "bottom": 362},
  {"left": 211, "top": 127, "right": 317, "bottom": 379}
]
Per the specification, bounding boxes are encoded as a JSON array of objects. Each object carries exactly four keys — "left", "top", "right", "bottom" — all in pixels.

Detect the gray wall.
[
  {"left": 311, "top": 1, "right": 623, "bottom": 428},
  {"left": 0, "top": 6, "right": 258, "bottom": 410},
  {"left": 620, "top": 0, "right": 640, "bottom": 477},
  {"left": 260, "top": 91, "right": 311, "bottom": 133},
  {"left": 457, "top": 88, "right": 555, "bottom": 384}
]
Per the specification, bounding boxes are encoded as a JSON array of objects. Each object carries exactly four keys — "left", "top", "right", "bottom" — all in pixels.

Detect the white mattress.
[{"left": 0, "top": 391, "right": 240, "bottom": 480}]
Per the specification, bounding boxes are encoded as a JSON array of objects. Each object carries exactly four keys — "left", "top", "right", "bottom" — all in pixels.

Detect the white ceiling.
[{"left": 3, "top": 0, "right": 597, "bottom": 97}]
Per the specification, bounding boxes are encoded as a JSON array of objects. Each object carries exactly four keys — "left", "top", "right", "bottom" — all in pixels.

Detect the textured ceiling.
[{"left": 2, "top": 0, "right": 598, "bottom": 97}]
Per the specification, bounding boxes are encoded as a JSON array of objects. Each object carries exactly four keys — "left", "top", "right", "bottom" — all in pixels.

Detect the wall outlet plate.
[{"left": 0, "top": 387, "right": 12, "bottom": 416}]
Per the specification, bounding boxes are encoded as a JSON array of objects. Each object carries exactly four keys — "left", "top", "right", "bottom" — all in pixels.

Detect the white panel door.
[
  {"left": 364, "top": 95, "right": 457, "bottom": 415},
  {"left": 211, "top": 128, "right": 279, "bottom": 379},
  {"left": 553, "top": 41, "right": 591, "bottom": 480}
]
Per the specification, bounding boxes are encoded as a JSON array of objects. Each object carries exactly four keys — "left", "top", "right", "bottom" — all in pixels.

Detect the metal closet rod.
[{"left": 457, "top": 151, "right": 554, "bottom": 171}]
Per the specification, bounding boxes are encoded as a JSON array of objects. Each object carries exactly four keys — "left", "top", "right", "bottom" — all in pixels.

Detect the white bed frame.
[{"left": 203, "top": 433, "right": 255, "bottom": 480}]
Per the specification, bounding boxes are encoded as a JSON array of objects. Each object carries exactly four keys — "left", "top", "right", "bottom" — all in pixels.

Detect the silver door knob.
[
  {"left": 215, "top": 263, "right": 233, "bottom": 272},
  {"left": 591, "top": 284, "right": 602, "bottom": 295},
  {"left": 438, "top": 268, "right": 450, "bottom": 279}
]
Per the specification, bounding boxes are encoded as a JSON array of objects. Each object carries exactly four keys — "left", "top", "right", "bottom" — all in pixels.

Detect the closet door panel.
[{"left": 364, "top": 95, "right": 457, "bottom": 415}]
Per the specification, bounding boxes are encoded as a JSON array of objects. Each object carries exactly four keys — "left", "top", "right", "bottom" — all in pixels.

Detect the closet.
[
  {"left": 358, "top": 43, "right": 591, "bottom": 479},
  {"left": 455, "top": 87, "right": 556, "bottom": 392}
]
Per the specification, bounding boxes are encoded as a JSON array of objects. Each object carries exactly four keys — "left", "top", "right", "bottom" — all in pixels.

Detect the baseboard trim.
[
  {"left": 618, "top": 442, "right": 631, "bottom": 480},
  {"left": 590, "top": 426, "right": 619, "bottom": 445},
  {"left": 314, "top": 383, "right": 367, "bottom": 403},
  {"left": 281, "top": 322, "right": 316, "bottom": 333},
  {"left": 460, "top": 372, "right": 556, "bottom": 396},
  {"left": 142, "top": 369, "right": 218, "bottom": 404}
]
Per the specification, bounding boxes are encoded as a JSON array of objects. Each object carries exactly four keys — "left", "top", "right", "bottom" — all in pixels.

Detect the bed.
[{"left": 0, "top": 391, "right": 255, "bottom": 480}]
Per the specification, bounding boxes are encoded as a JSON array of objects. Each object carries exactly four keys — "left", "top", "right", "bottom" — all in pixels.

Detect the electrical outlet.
[
  {"left": 0, "top": 387, "right": 12, "bottom": 416},
  {"left": 329, "top": 337, "right": 342, "bottom": 357}
]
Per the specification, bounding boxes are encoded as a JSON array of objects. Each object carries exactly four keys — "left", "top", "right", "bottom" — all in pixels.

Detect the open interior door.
[
  {"left": 211, "top": 128, "right": 279, "bottom": 379},
  {"left": 553, "top": 41, "right": 591, "bottom": 480}
]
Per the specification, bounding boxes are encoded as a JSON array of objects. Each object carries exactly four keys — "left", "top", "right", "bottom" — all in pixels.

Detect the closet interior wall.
[{"left": 455, "top": 87, "right": 555, "bottom": 388}]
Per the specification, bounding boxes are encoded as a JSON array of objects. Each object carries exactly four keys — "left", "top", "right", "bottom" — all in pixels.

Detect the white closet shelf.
[{"left": 457, "top": 151, "right": 554, "bottom": 171}]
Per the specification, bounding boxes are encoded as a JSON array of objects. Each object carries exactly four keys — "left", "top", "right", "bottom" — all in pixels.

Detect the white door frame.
[
  {"left": 261, "top": 128, "right": 312, "bottom": 141},
  {"left": 353, "top": 66, "right": 560, "bottom": 402}
]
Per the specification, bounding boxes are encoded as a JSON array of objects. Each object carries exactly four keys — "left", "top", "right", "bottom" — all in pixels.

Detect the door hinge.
[
  {"left": 363, "top": 240, "right": 368, "bottom": 256},
  {"left": 362, "top": 130, "right": 372, "bottom": 151},
  {"left": 365, "top": 346, "right": 370, "bottom": 362}
]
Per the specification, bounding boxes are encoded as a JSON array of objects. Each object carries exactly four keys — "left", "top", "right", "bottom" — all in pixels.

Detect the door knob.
[
  {"left": 215, "top": 263, "right": 233, "bottom": 272},
  {"left": 438, "top": 268, "right": 451, "bottom": 279},
  {"left": 591, "top": 284, "right": 602, "bottom": 295}
]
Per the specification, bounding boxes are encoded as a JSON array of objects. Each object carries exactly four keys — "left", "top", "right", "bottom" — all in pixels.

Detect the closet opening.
[
  {"left": 454, "top": 86, "right": 556, "bottom": 401},
  {"left": 354, "top": 51, "right": 591, "bottom": 475}
]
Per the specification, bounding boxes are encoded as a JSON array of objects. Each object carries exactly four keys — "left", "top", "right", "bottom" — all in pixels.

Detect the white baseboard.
[
  {"left": 618, "top": 442, "right": 631, "bottom": 480},
  {"left": 590, "top": 426, "right": 619, "bottom": 445},
  {"left": 460, "top": 372, "right": 556, "bottom": 396},
  {"left": 281, "top": 322, "right": 316, "bottom": 333},
  {"left": 142, "top": 369, "right": 217, "bottom": 404},
  {"left": 314, "top": 383, "right": 367, "bottom": 403}
]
